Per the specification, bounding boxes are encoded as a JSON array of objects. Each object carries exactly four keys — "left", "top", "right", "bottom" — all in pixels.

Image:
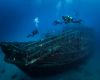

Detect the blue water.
[{"left": 0, "top": 0, "right": 100, "bottom": 80}]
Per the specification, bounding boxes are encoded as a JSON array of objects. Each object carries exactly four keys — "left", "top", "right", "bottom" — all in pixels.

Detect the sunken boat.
[{"left": 0, "top": 24, "right": 94, "bottom": 76}]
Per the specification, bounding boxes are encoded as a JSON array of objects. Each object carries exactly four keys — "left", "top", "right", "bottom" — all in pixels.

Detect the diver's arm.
[{"left": 53, "top": 20, "right": 63, "bottom": 25}]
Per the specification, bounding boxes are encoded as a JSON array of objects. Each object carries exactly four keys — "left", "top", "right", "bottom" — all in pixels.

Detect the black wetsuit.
[{"left": 27, "top": 29, "right": 39, "bottom": 38}]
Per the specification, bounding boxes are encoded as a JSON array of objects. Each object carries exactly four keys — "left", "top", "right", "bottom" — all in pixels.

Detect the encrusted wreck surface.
[{"left": 0, "top": 24, "right": 94, "bottom": 76}]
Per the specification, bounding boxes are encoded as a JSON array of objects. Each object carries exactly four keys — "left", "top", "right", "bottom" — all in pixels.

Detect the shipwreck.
[{"left": 0, "top": 23, "right": 94, "bottom": 76}]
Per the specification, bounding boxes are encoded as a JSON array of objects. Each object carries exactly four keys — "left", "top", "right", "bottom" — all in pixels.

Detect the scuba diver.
[
  {"left": 27, "top": 29, "right": 39, "bottom": 38},
  {"left": 27, "top": 17, "right": 40, "bottom": 38},
  {"left": 62, "top": 16, "right": 82, "bottom": 24},
  {"left": 62, "top": 16, "right": 73, "bottom": 24},
  {"left": 53, "top": 16, "right": 82, "bottom": 25}
]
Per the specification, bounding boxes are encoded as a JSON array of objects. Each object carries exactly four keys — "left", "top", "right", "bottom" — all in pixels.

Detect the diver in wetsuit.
[
  {"left": 27, "top": 17, "right": 40, "bottom": 38},
  {"left": 62, "top": 16, "right": 73, "bottom": 24},
  {"left": 62, "top": 16, "right": 82, "bottom": 24},
  {"left": 53, "top": 16, "right": 82, "bottom": 25}
]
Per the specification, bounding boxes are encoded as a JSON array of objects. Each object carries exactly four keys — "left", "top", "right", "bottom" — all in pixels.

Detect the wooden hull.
[{"left": 0, "top": 24, "right": 94, "bottom": 76}]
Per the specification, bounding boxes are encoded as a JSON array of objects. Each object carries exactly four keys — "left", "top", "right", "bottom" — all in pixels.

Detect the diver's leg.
[{"left": 72, "top": 19, "right": 82, "bottom": 23}]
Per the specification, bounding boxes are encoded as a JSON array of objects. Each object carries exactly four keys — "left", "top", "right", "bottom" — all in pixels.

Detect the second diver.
[{"left": 53, "top": 16, "right": 82, "bottom": 25}]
